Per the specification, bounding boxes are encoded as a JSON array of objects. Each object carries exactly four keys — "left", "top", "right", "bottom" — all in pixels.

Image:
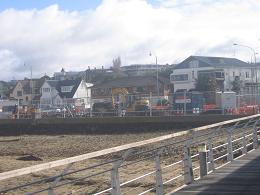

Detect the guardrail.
[
  {"left": 3, "top": 108, "right": 255, "bottom": 120},
  {"left": 0, "top": 114, "right": 260, "bottom": 194}
]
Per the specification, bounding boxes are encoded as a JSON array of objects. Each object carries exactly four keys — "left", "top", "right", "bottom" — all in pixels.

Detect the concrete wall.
[{"left": 0, "top": 115, "right": 242, "bottom": 136}]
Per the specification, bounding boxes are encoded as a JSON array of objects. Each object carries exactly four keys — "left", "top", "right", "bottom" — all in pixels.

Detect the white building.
[
  {"left": 121, "top": 64, "right": 166, "bottom": 76},
  {"left": 40, "top": 79, "right": 93, "bottom": 109},
  {"left": 170, "top": 56, "right": 260, "bottom": 93}
]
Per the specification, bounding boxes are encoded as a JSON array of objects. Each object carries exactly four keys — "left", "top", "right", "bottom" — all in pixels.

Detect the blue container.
[{"left": 173, "top": 91, "right": 204, "bottom": 114}]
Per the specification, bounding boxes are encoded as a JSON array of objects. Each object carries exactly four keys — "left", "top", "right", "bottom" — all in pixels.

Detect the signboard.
[{"left": 175, "top": 99, "right": 191, "bottom": 104}]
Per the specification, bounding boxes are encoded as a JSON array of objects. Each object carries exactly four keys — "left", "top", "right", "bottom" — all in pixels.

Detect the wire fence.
[{"left": 2, "top": 91, "right": 260, "bottom": 119}]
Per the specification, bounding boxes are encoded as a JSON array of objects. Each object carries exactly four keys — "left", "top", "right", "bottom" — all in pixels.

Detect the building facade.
[
  {"left": 121, "top": 64, "right": 166, "bottom": 76},
  {"left": 170, "top": 56, "right": 259, "bottom": 93},
  {"left": 9, "top": 76, "right": 48, "bottom": 106},
  {"left": 40, "top": 79, "right": 93, "bottom": 109}
]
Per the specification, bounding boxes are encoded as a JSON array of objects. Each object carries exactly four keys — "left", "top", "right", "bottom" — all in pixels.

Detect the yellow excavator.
[
  {"left": 111, "top": 88, "right": 149, "bottom": 112},
  {"left": 111, "top": 88, "right": 129, "bottom": 109}
]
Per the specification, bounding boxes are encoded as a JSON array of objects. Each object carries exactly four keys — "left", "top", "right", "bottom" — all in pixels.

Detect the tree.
[
  {"left": 195, "top": 74, "right": 217, "bottom": 92},
  {"left": 231, "top": 76, "right": 242, "bottom": 94},
  {"left": 195, "top": 73, "right": 217, "bottom": 104}
]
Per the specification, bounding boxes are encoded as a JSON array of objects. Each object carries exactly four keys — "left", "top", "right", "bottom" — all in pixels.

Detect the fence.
[
  {"left": 3, "top": 91, "right": 260, "bottom": 119},
  {"left": 0, "top": 114, "right": 260, "bottom": 194}
]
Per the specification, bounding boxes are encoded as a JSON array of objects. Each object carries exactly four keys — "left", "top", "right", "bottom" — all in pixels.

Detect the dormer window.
[
  {"left": 61, "top": 86, "right": 73, "bottom": 93},
  {"left": 42, "top": 88, "right": 50, "bottom": 93}
]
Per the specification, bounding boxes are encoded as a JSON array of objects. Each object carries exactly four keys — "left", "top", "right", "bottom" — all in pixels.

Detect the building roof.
[
  {"left": 13, "top": 76, "right": 49, "bottom": 95},
  {"left": 93, "top": 76, "right": 170, "bottom": 89},
  {"left": 46, "top": 80, "right": 59, "bottom": 88},
  {"left": 174, "top": 56, "right": 250, "bottom": 69},
  {"left": 46, "top": 79, "right": 82, "bottom": 99}
]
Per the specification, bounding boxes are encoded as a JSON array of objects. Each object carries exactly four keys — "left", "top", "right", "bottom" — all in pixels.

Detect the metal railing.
[{"left": 0, "top": 114, "right": 260, "bottom": 194}]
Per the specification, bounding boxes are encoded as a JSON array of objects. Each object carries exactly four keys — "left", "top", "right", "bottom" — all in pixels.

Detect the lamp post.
[
  {"left": 233, "top": 43, "right": 258, "bottom": 105},
  {"left": 149, "top": 52, "right": 159, "bottom": 98}
]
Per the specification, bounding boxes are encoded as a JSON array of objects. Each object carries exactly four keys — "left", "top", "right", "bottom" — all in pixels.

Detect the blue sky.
[
  {"left": 0, "top": 0, "right": 103, "bottom": 11},
  {"left": 0, "top": 0, "right": 158, "bottom": 11}
]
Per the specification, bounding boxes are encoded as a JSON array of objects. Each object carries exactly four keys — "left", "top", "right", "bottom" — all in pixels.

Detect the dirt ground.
[
  {"left": 0, "top": 130, "right": 182, "bottom": 171},
  {"left": 0, "top": 130, "right": 190, "bottom": 194}
]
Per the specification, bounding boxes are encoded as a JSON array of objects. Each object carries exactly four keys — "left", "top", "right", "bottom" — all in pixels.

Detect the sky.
[{"left": 0, "top": 0, "right": 260, "bottom": 80}]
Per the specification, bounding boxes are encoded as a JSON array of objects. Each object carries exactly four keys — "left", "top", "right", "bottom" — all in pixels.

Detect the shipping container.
[{"left": 173, "top": 91, "right": 205, "bottom": 114}]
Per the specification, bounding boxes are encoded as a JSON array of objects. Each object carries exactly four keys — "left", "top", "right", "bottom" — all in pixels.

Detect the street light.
[
  {"left": 233, "top": 43, "right": 258, "bottom": 104},
  {"left": 233, "top": 43, "right": 256, "bottom": 64},
  {"left": 149, "top": 52, "right": 159, "bottom": 98}
]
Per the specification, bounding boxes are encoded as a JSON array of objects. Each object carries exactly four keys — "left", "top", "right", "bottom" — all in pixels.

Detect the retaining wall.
[{"left": 0, "top": 115, "right": 243, "bottom": 136}]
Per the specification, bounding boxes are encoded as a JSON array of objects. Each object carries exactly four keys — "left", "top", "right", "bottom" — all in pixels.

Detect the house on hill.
[
  {"left": 40, "top": 79, "right": 93, "bottom": 109},
  {"left": 9, "top": 76, "right": 49, "bottom": 106},
  {"left": 170, "top": 56, "right": 259, "bottom": 94}
]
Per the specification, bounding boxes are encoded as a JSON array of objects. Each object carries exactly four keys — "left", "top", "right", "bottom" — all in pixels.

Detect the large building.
[
  {"left": 170, "top": 56, "right": 260, "bottom": 94},
  {"left": 121, "top": 64, "right": 167, "bottom": 76}
]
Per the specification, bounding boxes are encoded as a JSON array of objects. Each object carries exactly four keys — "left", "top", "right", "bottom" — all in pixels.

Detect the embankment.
[{"left": 0, "top": 115, "right": 243, "bottom": 136}]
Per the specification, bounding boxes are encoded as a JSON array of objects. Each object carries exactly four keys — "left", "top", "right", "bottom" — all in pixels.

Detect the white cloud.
[{"left": 0, "top": 0, "right": 260, "bottom": 80}]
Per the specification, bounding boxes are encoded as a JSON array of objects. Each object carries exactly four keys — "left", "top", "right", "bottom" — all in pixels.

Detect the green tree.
[
  {"left": 195, "top": 74, "right": 217, "bottom": 92},
  {"left": 231, "top": 76, "right": 242, "bottom": 94},
  {"left": 195, "top": 74, "right": 217, "bottom": 104}
]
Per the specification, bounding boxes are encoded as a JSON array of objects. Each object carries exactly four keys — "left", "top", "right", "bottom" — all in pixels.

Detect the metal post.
[
  {"left": 156, "top": 56, "right": 159, "bottom": 101},
  {"left": 227, "top": 121, "right": 240, "bottom": 162},
  {"left": 111, "top": 149, "right": 133, "bottom": 195},
  {"left": 241, "top": 119, "right": 253, "bottom": 154},
  {"left": 17, "top": 98, "right": 19, "bottom": 119},
  {"left": 207, "top": 136, "right": 215, "bottom": 172},
  {"left": 150, "top": 92, "right": 152, "bottom": 117},
  {"left": 184, "top": 91, "right": 187, "bottom": 116},
  {"left": 198, "top": 143, "right": 207, "bottom": 178},
  {"left": 155, "top": 149, "right": 164, "bottom": 195},
  {"left": 48, "top": 163, "right": 73, "bottom": 195},
  {"left": 183, "top": 141, "right": 193, "bottom": 184},
  {"left": 227, "top": 129, "right": 233, "bottom": 162},
  {"left": 111, "top": 164, "right": 121, "bottom": 195},
  {"left": 253, "top": 120, "right": 260, "bottom": 149},
  {"left": 89, "top": 97, "right": 93, "bottom": 118},
  {"left": 242, "top": 130, "right": 247, "bottom": 155}
]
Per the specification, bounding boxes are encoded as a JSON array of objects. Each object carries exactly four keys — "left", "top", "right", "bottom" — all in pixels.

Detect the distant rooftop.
[{"left": 174, "top": 55, "right": 252, "bottom": 69}]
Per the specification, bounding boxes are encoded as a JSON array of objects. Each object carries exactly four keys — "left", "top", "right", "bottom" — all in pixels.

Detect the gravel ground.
[
  {"left": 0, "top": 130, "right": 180, "bottom": 172},
  {"left": 0, "top": 130, "right": 188, "bottom": 194}
]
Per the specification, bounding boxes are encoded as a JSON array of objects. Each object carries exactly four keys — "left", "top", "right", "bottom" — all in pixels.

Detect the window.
[
  {"left": 17, "top": 91, "right": 22, "bottom": 97},
  {"left": 171, "top": 74, "right": 188, "bottom": 81},
  {"left": 233, "top": 72, "right": 235, "bottom": 77},
  {"left": 215, "top": 71, "right": 224, "bottom": 78},
  {"left": 42, "top": 88, "right": 50, "bottom": 93},
  {"left": 246, "top": 72, "right": 250, "bottom": 78},
  {"left": 61, "top": 86, "right": 73, "bottom": 93},
  {"left": 192, "top": 71, "right": 195, "bottom": 79}
]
